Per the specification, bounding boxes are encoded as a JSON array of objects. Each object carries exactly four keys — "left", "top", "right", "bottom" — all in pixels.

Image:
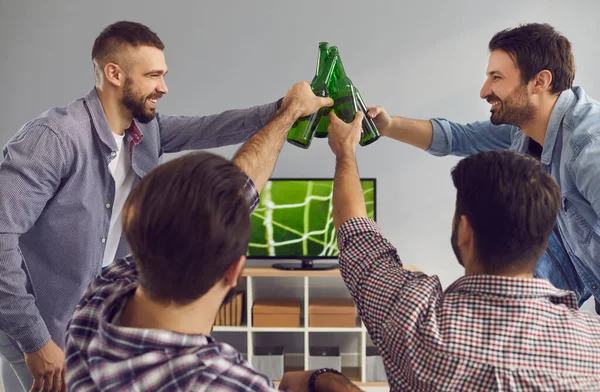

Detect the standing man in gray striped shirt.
[{"left": 0, "top": 21, "right": 287, "bottom": 392}]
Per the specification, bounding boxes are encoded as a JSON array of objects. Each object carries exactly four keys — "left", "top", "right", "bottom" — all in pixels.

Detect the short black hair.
[
  {"left": 92, "top": 21, "right": 164, "bottom": 63},
  {"left": 489, "top": 23, "right": 574, "bottom": 94},
  {"left": 451, "top": 150, "right": 561, "bottom": 273}
]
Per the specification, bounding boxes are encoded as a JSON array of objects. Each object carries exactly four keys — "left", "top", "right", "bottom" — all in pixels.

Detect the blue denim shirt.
[
  {"left": 0, "top": 87, "right": 276, "bottom": 353},
  {"left": 428, "top": 86, "right": 600, "bottom": 303}
]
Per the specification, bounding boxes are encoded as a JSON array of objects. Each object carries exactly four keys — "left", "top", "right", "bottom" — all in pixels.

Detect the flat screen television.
[{"left": 247, "top": 178, "right": 376, "bottom": 270}]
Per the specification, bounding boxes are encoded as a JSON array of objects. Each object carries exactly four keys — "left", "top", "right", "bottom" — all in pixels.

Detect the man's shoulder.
[
  {"left": 66, "top": 259, "right": 138, "bottom": 361},
  {"left": 65, "top": 337, "right": 276, "bottom": 392},
  {"left": 567, "top": 87, "right": 600, "bottom": 140},
  {"left": 18, "top": 95, "right": 91, "bottom": 141},
  {"left": 71, "top": 257, "right": 138, "bottom": 319}
]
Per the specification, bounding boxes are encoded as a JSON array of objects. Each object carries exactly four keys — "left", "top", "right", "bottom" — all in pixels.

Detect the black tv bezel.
[{"left": 246, "top": 177, "right": 377, "bottom": 260}]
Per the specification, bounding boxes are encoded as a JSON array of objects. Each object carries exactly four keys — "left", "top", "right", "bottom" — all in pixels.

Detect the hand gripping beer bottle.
[
  {"left": 286, "top": 45, "right": 338, "bottom": 148},
  {"left": 328, "top": 47, "right": 380, "bottom": 146},
  {"left": 354, "top": 89, "right": 380, "bottom": 146}
]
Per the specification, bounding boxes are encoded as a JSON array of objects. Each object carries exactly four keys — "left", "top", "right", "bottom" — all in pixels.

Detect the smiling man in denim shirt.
[{"left": 368, "top": 23, "right": 600, "bottom": 313}]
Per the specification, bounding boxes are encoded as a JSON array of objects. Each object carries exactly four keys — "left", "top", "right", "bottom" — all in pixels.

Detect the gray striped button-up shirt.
[{"left": 0, "top": 87, "right": 276, "bottom": 353}]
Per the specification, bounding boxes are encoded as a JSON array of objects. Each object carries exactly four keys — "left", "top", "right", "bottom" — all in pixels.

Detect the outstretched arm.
[{"left": 233, "top": 81, "right": 333, "bottom": 194}]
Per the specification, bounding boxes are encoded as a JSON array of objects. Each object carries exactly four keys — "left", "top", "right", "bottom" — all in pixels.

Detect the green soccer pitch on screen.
[{"left": 247, "top": 179, "right": 376, "bottom": 259}]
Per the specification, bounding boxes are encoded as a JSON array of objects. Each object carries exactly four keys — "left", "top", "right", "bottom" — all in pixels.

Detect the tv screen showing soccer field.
[{"left": 247, "top": 179, "right": 376, "bottom": 259}]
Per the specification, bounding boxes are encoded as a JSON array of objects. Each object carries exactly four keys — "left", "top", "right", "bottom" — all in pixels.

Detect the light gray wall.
[{"left": 1, "top": 0, "right": 599, "bottom": 313}]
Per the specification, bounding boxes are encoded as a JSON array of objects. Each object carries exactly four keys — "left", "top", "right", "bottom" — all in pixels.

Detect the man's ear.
[
  {"left": 223, "top": 256, "right": 246, "bottom": 288},
  {"left": 458, "top": 215, "right": 473, "bottom": 249},
  {"left": 532, "top": 70, "right": 553, "bottom": 94},
  {"left": 104, "top": 62, "right": 126, "bottom": 88}
]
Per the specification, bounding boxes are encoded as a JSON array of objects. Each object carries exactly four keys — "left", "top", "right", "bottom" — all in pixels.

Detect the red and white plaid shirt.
[{"left": 338, "top": 217, "right": 600, "bottom": 391}]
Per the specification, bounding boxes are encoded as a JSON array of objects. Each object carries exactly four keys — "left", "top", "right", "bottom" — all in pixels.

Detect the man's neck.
[
  {"left": 520, "top": 93, "right": 560, "bottom": 147},
  {"left": 119, "top": 287, "right": 220, "bottom": 335},
  {"left": 465, "top": 260, "right": 534, "bottom": 278},
  {"left": 465, "top": 270, "right": 534, "bottom": 279},
  {"left": 496, "top": 271, "right": 534, "bottom": 278},
  {"left": 96, "top": 86, "right": 133, "bottom": 136}
]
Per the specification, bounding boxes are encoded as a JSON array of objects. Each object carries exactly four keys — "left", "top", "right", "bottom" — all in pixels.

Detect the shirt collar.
[
  {"left": 96, "top": 284, "right": 213, "bottom": 357},
  {"left": 83, "top": 87, "right": 144, "bottom": 152},
  {"left": 445, "top": 274, "right": 578, "bottom": 309},
  {"left": 541, "top": 88, "right": 576, "bottom": 165}
]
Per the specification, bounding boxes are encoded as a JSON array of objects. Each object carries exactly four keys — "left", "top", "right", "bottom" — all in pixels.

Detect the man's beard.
[
  {"left": 121, "top": 77, "right": 157, "bottom": 124},
  {"left": 489, "top": 84, "right": 535, "bottom": 127},
  {"left": 451, "top": 217, "right": 464, "bottom": 268}
]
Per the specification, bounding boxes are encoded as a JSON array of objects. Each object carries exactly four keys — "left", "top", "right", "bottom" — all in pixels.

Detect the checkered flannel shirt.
[
  {"left": 338, "top": 217, "right": 600, "bottom": 391},
  {"left": 65, "top": 177, "right": 276, "bottom": 391}
]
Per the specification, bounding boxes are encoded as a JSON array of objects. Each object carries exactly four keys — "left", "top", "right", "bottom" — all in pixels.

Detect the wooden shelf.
[
  {"left": 344, "top": 367, "right": 363, "bottom": 383},
  {"left": 214, "top": 268, "right": 389, "bottom": 388},
  {"left": 308, "top": 327, "right": 363, "bottom": 332},
  {"left": 214, "top": 326, "right": 364, "bottom": 332},
  {"left": 344, "top": 366, "right": 389, "bottom": 388},
  {"left": 251, "top": 327, "right": 305, "bottom": 332},
  {"left": 242, "top": 266, "right": 341, "bottom": 277}
]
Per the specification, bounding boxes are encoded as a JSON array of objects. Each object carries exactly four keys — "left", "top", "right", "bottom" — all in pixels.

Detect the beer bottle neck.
[
  {"left": 333, "top": 58, "right": 353, "bottom": 86},
  {"left": 312, "top": 55, "right": 338, "bottom": 92},
  {"left": 315, "top": 43, "right": 329, "bottom": 77}
]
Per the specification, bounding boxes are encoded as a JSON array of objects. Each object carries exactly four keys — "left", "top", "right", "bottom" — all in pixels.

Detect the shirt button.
[
  {"left": 111, "top": 151, "right": 117, "bottom": 157},
  {"left": 106, "top": 203, "right": 111, "bottom": 209},
  {"left": 101, "top": 237, "right": 106, "bottom": 243},
  {"left": 593, "top": 285, "right": 597, "bottom": 290}
]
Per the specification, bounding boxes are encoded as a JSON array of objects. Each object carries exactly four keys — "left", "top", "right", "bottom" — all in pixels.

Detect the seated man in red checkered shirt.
[
  {"left": 327, "top": 111, "right": 600, "bottom": 391},
  {"left": 64, "top": 82, "right": 361, "bottom": 392}
]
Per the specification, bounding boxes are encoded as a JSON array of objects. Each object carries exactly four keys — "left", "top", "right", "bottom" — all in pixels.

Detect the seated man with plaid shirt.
[
  {"left": 64, "top": 82, "right": 361, "bottom": 392},
  {"left": 327, "top": 111, "right": 600, "bottom": 391}
]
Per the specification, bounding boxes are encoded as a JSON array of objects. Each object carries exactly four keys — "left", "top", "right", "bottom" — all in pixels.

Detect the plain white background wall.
[{"left": 1, "top": 0, "right": 598, "bottom": 330}]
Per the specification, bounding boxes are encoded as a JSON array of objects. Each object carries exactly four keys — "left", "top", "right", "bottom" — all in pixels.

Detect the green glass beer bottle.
[
  {"left": 355, "top": 89, "right": 380, "bottom": 146},
  {"left": 327, "top": 47, "right": 380, "bottom": 146},
  {"left": 313, "top": 42, "right": 332, "bottom": 138},
  {"left": 286, "top": 47, "right": 338, "bottom": 149},
  {"left": 328, "top": 48, "right": 359, "bottom": 125},
  {"left": 313, "top": 42, "right": 329, "bottom": 83},
  {"left": 313, "top": 44, "right": 333, "bottom": 138},
  {"left": 314, "top": 47, "right": 340, "bottom": 138}
]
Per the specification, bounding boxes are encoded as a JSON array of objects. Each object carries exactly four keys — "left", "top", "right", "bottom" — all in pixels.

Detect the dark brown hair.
[
  {"left": 122, "top": 152, "right": 251, "bottom": 305},
  {"left": 489, "top": 23, "right": 574, "bottom": 94},
  {"left": 92, "top": 21, "right": 164, "bottom": 63},
  {"left": 451, "top": 150, "right": 561, "bottom": 273}
]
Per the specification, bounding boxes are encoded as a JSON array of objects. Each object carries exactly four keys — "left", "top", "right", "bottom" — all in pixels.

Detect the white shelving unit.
[{"left": 212, "top": 267, "right": 387, "bottom": 388}]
